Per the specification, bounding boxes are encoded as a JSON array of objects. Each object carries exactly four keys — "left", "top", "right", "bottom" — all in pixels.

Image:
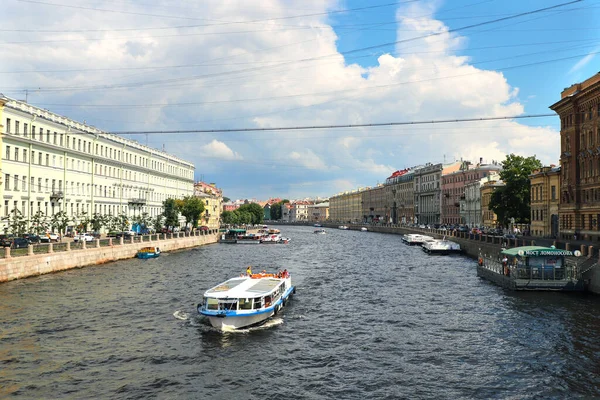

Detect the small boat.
[
  {"left": 137, "top": 246, "right": 161, "bottom": 259},
  {"left": 261, "top": 233, "right": 290, "bottom": 244},
  {"left": 314, "top": 228, "right": 326, "bottom": 234},
  {"left": 338, "top": 225, "right": 349, "bottom": 230},
  {"left": 198, "top": 270, "right": 295, "bottom": 330},
  {"left": 401, "top": 234, "right": 433, "bottom": 245},
  {"left": 422, "top": 239, "right": 461, "bottom": 255},
  {"left": 360, "top": 227, "right": 368, "bottom": 232},
  {"left": 314, "top": 223, "right": 322, "bottom": 227}
]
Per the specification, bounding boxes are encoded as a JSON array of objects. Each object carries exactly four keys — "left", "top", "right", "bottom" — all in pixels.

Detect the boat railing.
[{"left": 481, "top": 255, "right": 578, "bottom": 281}]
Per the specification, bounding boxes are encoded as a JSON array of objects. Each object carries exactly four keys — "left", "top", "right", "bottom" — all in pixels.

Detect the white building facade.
[{"left": 0, "top": 96, "right": 195, "bottom": 231}]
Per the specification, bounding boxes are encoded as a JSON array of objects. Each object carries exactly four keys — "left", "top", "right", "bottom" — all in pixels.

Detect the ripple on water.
[{"left": 1, "top": 225, "right": 600, "bottom": 399}]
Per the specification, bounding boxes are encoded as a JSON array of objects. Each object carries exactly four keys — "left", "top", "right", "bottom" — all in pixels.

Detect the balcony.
[
  {"left": 50, "top": 191, "right": 64, "bottom": 200},
  {"left": 128, "top": 198, "right": 146, "bottom": 206}
]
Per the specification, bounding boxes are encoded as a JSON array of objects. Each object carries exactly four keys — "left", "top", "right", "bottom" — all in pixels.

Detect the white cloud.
[{"left": 0, "top": 0, "right": 562, "bottom": 199}]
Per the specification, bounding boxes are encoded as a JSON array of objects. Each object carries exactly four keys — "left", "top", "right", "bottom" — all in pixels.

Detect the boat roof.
[
  {"left": 204, "top": 277, "right": 283, "bottom": 299},
  {"left": 501, "top": 246, "right": 574, "bottom": 257},
  {"left": 228, "top": 229, "right": 247, "bottom": 233}
]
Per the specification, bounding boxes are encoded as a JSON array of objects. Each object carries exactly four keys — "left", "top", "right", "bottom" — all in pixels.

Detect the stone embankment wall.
[{"left": 0, "top": 232, "right": 219, "bottom": 283}]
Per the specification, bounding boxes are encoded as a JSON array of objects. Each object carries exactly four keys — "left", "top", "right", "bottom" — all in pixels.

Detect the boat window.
[
  {"left": 253, "top": 298, "right": 262, "bottom": 309},
  {"left": 220, "top": 301, "right": 238, "bottom": 311},
  {"left": 239, "top": 298, "right": 252, "bottom": 310},
  {"left": 264, "top": 296, "right": 272, "bottom": 307},
  {"left": 205, "top": 298, "right": 218, "bottom": 310}
]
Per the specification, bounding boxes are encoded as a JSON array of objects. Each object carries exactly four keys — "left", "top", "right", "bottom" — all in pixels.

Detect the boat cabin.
[{"left": 203, "top": 277, "right": 286, "bottom": 312}]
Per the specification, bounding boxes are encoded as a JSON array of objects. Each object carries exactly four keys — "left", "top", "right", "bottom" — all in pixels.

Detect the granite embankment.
[{"left": 0, "top": 231, "right": 219, "bottom": 283}]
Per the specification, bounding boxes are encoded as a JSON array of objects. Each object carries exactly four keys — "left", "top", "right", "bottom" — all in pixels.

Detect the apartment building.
[{"left": 529, "top": 166, "right": 560, "bottom": 238}]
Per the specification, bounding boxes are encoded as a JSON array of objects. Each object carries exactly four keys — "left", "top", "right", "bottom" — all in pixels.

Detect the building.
[
  {"left": 329, "top": 188, "right": 364, "bottom": 223},
  {"left": 414, "top": 162, "right": 460, "bottom": 226},
  {"left": 462, "top": 172, "right": 501, "bottom": 228},
  {"left": 529, "top": 166, "right": 560, "bottom": 238},
  {"left": 550, "top": 72, "right": 600, "bottom": 241},
  {"left": 307, "top": 202, "right": 329, "bottom": 222},
  {"left": 384, "top": 168, "right": 416, "bottom": 224},
  {"left": 480, "top": 178, "right": 504, "bottom": 228},
  {"left": 442, "top": 159, "right": 502, "bottom": 226},
  {"left": 194, "top": 182, "right": 222, "bottom": 229},
  {"left": 0, "top": 95, "right": 195, "bottom": 232},
  {"left": 290, "top": 200, "right": 312, "bottom": 222},
  {"left": 361, "top": 185, "right": 386, "bottom": 223}
]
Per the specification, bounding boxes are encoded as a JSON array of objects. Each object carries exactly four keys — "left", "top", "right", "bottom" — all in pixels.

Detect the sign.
[{"left": 523, "top": 250, "right": 574, "bottom": 257}]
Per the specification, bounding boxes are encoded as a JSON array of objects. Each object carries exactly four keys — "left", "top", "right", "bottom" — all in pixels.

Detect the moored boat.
[
  {"left": 477, "top": 246, "right": 584, "bottom": 291},
  {"left": 236, "top": 232, "right": 264, "bottom": 244},
  {"left": 198, "top": 270, "right": 295, "bottom": 330},
  {"left": 360, "top": 227, "right": 368, "bottom": 232},
  {"left": 314, "top": 228, "right": 326, "bottom": 234},
  {"left": 422, "top": 239, "right": 461, "bottom": 255},
  {"left": 338, "top": 225, "right": 349, "bottom": 230},
  {"left": 402, "top": 234, "right": 433, "bottom": 245},
  {"left": 137, "top": 246, "right": 161, "bottom": 259},
  {"left": 219, "top": 228, "right": 246, "bottom": 244}
]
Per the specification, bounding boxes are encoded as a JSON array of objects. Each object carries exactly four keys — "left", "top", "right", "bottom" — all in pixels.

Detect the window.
[
  {"left": 14, "top": 175, "right": 18, "bottom": 191},
  {"left": 22, "top": 177, "right": 26, "bottom": 191},
  {"left": 54, "top": 132, "right": 57, "bottom": 145},
  {"left": 46, "top": 154, "right": 49, "bottom": 166},
  {"left": 14, "top": 147, "right": 18, "bottom": 162},
  {"left": 60, "top": 134, "right": 63, "bottom": 146},
  {"left": 32, "top": 125, "right": 36, "bottom": 139},
  {"left": 30, "top": 177, "right": 34, "bottom": 192},
  {"left": 15, "top": 121, "right": 20, "bottom": 135},
  {"left": 46, "top": 129, "right": 50, "bottom": 142},
  {"left": 45, "top": 179, "right": 49, "bottom": 193},
  {"left": 23, "top": 149, "right": 27, "bottom": 162},
  {"left": 53, "top": 155, "right": 56, "bottom": 167},
  {"left": 39, "top": 127, "right": 43, "bottom": 140},
  {"left": 4, "top": 174, "right": 10, "bottom": 191},
  {"left": 551, "top": 185, "right": 556, "bottom": 201},
  {"left": 5, "top": 118, "right": 10, "bottom": 133},
  {"left": 5, "top": 146, "right": 10, "bottom": 160},
  {"left": 38, "top": 178, "right": 42, "bottom": 192}
]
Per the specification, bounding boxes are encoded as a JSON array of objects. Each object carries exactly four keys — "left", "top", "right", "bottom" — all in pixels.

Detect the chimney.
[{"left": 479, "top": 157, "right": 483, "bottom": 165}]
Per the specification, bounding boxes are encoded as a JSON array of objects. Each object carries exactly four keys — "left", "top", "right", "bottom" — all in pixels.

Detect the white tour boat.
[
  {"left": 198, "top": 271, "right": 295, "bottom": 330},
  {"left": 401, "top": 234, "right": 434, "bottom": 245},
  {"left": 338, "top": 225, "right": 349, "bottom": 230},
  {"left": 360, "top": 227, "right": 368, "bottom": 232},
  {"left": 422, "top": 239, "right": 462, "bottom": 254}
]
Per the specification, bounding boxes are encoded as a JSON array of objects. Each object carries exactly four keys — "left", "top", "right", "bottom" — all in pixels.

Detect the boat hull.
[
  {"left": 137, "top": 252, "right": 160, "bottom": 259},
  {"left": 200, "top": 286, "right": 295, "bottom": 330}
]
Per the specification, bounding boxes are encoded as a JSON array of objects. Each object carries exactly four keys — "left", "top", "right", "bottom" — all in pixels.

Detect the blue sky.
[{"left": 2, "top": 0, "right": 599, "bottom": 200}]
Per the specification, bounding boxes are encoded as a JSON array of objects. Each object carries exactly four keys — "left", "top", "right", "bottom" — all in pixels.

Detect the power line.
[
  {"left": 7, "top": 0, "right": 582, "bottom": 93},
  {"left": 110, "top": 113, "right": 557, "bottom": 135}
]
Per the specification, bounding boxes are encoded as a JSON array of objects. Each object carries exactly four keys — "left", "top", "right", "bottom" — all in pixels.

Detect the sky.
[{"left": 2, "top": 0, "right": 600, "bottom": 201}]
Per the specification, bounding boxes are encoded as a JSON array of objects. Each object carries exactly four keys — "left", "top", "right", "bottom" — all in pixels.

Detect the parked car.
[
  {"left": 23, "top": 233, "right": 41, "bottom": 244},
  {"left": 73, "top": 233, "right": 95, "bottom": 242},
  {"left": 40, "top": 232, "right": 59, "bottom": 243},
  {"left": 11, "top": 238, "right": 30, "bottom": 249},
  {"left": 0, "top": 235, "right": 14, "bottom": 247},
  {"left": 199, "top": 226, "right": 209, "bottom": 231},
  {"left": 115, "top": 231, "right": 134, "bottom": 239}
]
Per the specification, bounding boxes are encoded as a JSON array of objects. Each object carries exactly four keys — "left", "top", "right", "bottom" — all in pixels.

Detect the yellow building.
[
  {"left": 194, "top": 182, "right": 222, "bottom": 229},
  {"left": 480, "top": 178, "right": 504, "bottom": 228},
  {"left": 329, "top": 189, "right": 364, "bottom": 223},
  {"left": 530, "top": 166, "right": 560, "bottom": 237}
]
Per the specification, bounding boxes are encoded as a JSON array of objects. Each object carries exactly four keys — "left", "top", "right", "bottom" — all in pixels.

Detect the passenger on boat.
[
  {"left": 246, "top": 266, "right": 252, "bottom": 276},
  {"left": 283, "top": 269, "right": 289, "bottom": 278}
]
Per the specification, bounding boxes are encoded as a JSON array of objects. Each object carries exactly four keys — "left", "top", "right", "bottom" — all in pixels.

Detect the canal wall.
[{"left": 0, "top": 232, "right": 219, "bottom": 283}]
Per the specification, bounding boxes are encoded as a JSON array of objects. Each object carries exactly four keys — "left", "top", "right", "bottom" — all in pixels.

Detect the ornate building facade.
[
  {"left": 0, "top": 96, "right": 195, "bottom": 232},
  {"left": 384, "top": 168, "right": 416, "bottom": 225},
  {"left": 550, "top": 72, "right": 600, "bottom": 241},
  {"left": 529, "top": 166, "right": 560, "bottom": 238}
]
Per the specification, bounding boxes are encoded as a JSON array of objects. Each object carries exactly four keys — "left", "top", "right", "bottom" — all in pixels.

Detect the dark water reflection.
[{"left": 1, "top": 225, "right": 600, "bottom": 399}]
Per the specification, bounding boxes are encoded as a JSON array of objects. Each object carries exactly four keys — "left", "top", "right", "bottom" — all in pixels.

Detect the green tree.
[
  {"left": 51, "top": 211, "right": 70, "bottom": 235},
  {"left": 2, "top": 209, "right": 27, "bottom": 236},
  {"left": 237, "top": 203, "right": 264, "bottom": 225},
  {"left": 105, "top": 215, "right": 120, "bottom": 232},
  {"left": 116, "top": 213, "right": 130, "bottom": 232},
  {"left": 77, "top": 211, "right": 91, "bottom": 232},
  {"left": 162, "top": 198, "right": 180, "bottom": 230},
  {"left": 221, "top": 210, "right": 236, "bottom": 225},
  {"left": 30, "top": 211, "right": 48, "bottom": 235},
  {"left": 270, "top": 199, "right": 289, "bottom": 220},
  {"left": 90, "top": 213, "right": 105, "bottom": 233},
  {"left": 180, "top": 196, "right": 205, "bottom": 229},
  {"left": 489, "top": 154, "right": 542, "bottom": 227},
  {"left": 223, "top": 197, "right": 231, "bottom": 203},
  {"left": 152, "top": 215, "right": 164, "bottom": 233}
]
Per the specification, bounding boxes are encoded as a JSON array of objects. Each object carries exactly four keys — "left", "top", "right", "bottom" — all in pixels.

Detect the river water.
[{"left": 1, "top": 225, "right": 600, "bottom": 399}]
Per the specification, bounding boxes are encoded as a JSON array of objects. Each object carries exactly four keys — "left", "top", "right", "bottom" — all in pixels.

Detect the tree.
[
  {"left": 152, "top": 215, "right": 164, "bottom": 232},
  {"left": 51, "top": 211, "right": 70, "bottom": 235},
  {"left": 2, "top": 209, "right": 27, "bottom": 236},
  {"left": 221, "top": 210, "right": 237, "bottom": 225},
  {"left": 77, "top": 211, "right": 91, "bottom": 232},
  {"left": 237, "top": 203, "right": 264, "bottom": 225},
  {"left": 90, "top": 213, "right": 105, "bottom": 233},
  {"left": 30, "top": 211, "right": 49, "bottom": 235},
  {"left": 489, "top": 154, "right": 542, "bottom": 227},
  {"left": 223, "top": 197, "right": 231, "bottom": 203},
  {"left": 162, "top": 198, "right": 180, "bottom": 229},
  {"left": 105, "top": 215, "right": 120, "bottom": 232},
  {"left": 180, "top": 196, "right": 205, "bottom": 229},
  {"left": 270, "top": 199, "right": 289, "bottom": 220},
  {"left": 116, "top": 213, "right": 130, "bottom": 232}
]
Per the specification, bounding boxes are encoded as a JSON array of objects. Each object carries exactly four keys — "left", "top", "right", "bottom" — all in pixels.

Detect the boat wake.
[
  {"left": 221, "top": 317, "right": 284, "bottom": 333},
  {"left": 173, "top": 310, "right": 189, "bottom": 321}
]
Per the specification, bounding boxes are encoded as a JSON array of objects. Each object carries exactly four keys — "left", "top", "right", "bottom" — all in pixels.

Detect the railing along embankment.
[{"left": 0, "top": 230, "right": 219, "bottom": 283}]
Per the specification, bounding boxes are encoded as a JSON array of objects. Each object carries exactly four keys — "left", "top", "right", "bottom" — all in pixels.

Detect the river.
[{"left": 1, "top": 225, "right": 600, "bottom": 399}]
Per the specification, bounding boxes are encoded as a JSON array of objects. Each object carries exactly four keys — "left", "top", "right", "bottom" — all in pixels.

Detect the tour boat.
[
  {"left": 314, "top": 228, "right": 326, "bottom": 234},
  {"left": 360, "top": 227, "right": 368, "bottom": 232},
  {"left": 236, "top": 232, "right": 264, "bottom": 244},
  {"left": 477, "top": 246, "right": 584, "bottom": 291},
  {"left": 421, "top": 239, "right": 461, "bottom": 255},
  {"left": 401, "top": 234, "right": 433, "bottom": 245},
  {"left": 219, "top": 228, "right": 246, "bottom": 244},
  {"left": 136, "top": 246, "right": 161, "bottom": 259},
  {"left": 260, "top": 233, "right": 290, "bottom": 244},
  {"left": 338, "top": 225, "right": 349, "bottom": 230},
  {"left": 198, "top": 271, "right": 295, "bottom": 330}
]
